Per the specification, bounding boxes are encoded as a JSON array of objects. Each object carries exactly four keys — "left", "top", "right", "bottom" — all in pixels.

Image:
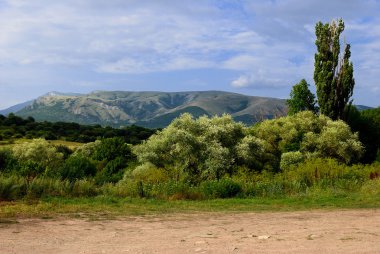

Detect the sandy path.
[{"left": 0, "top": 209, "right": 379, "bottom": 254}]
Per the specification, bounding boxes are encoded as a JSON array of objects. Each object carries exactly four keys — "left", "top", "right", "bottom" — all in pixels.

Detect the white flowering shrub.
[
  {"left": 254, "top": 111, "right": 364, "bottom": 167},
  {"left": 12, "top": 138, "right": 64, "bottom": 172},
  {"left": 134, "top": 113, "right": 264, "bottom": 182}
]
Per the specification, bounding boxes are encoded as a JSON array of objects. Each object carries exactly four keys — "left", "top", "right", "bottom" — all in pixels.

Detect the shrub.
[
  {"left": 132, "top": 162, "right": 168, "bottom": 184},
  {"left": 253, "top": 111, "right": 364, "bottom": 168},
  {"left": 26, "top": 177, "right": 65, "bottom": 199},
  {"left": 12, "top": 139, "right": 64, "bottom": 173},
  {"left": 70, "top": 179, "right": 98, "bottom": 197},
  {"left": 73, "top": 140, "right": 101, "bottom": 157},
  {"left": 54, "top": 145, "right": 73, "bottom": 160},
  {"left": 360, "top": 178, "right": 380, "bottom": 197},
  {"left": 92, "top": 137, "right": 133, "bottom": 161},
  {"left": 283, "top": 158, "right": 368, "bottom": 188},
  {"left": 0, "top": 149, "right": 18, "bottom": 172},
  {"left": 0, "top": 175, "right": 27, "bottom": 200},
  {"left": 18, "top": 161, "right": 46, "bottom": 178},
  {"left": 101, "top": 180, "right": 140, "bottom": 198},
  {"left": 134, "top": 113, "right": 255, "bottom": 183},
  {"left": 280, "top": 151, "right": 304, "bottom": 170},
  {"left": 95, "top": 157, "right": 127, "bottom": 184},
  {"left": 60, "top": 155, "right": 96, "bottom": 181}
]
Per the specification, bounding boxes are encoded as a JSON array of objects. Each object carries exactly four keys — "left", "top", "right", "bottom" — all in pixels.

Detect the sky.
[{"left": 0, "top": 0, "right": 380, "bottom": 109}]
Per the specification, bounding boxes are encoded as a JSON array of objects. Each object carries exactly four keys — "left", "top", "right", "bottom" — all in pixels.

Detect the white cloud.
[
  {"left": 231, "top": 73, "right": 287, "bottom": 89},
  {"left": 231, "top": 75, "right": 251, "bottom": 88},
  {"left": 223, "top": 55, "right": 258, "bottom": 71},
  {"left": 98, "top": 57, "right": 215, "bottom": 74},
  {"left": 0, "top": 0, "right": 379, "bottom": 107}
]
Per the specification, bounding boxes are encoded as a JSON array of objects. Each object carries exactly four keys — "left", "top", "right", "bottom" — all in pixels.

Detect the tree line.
[{"left": 0, "top": 113, "right": 156, "bottom": 144}]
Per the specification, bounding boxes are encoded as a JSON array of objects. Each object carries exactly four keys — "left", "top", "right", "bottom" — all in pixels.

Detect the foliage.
[
  {"left": 0, "top": 149, "right": 17, "bottom": 172},
  {"left": 60, "top": 155, "right": 96, "bottom": 181},
  {"left": 12, "top": 139, "right": 64, "bottom": 176},
  {"left": 236, "top": 135, "right": 265, "bottom": 170},
  {"left": 0, "top": 114, "right": 156, "bottom": 144},
  {"left": 73, "top": 140, "right": 101, "bottom": 158},
  {"left": 134, "top": 113, "right": 252, "bottom": 183},
  {"left": 0, "top": 174, "right": 99, "bottom": 201},
  {"left": 280, "top": 151, "right": 304, "bottom": 170},
  {"left": 0, "top": 110, "right": 376, "bottom": 204},
  {"left": 286, "top": 79, "right": 317, "bottom": 115},
  {"left": 253, "top": 111, "right": 363, "bottom": 168},
  {"left": 131, "top": 162, "right": 169, "bottom": 184},
  {"left": 54, "top": 144, "right": 73, "bottom": 160},
  {"left": 347, "top": 106, "right": 380, "bottom": 163},
  {"left": 0, "top": 175, "right": 27, "bottom": 200},
  {"left": 92, "top": 137, "right": 133, "bottom": 162},
  {"left": 87, "top": 138, "right": 135, "bottom": 184},
  {"left": 95, "top": 157, "right": 128, "bottom": 184},
  {"left": 314, "top": 19, "right": 355, "bottom": 120},
  {"left": 200, "top": 178, "right": 242, "bottom": 198},
  {"left": 301, "top": 120, "right": 364, "bottom": 164}
]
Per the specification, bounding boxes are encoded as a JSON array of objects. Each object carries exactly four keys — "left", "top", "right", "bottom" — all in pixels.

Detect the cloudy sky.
[{"left": 0, "top": 0, "right": 379, "bottom": 109}]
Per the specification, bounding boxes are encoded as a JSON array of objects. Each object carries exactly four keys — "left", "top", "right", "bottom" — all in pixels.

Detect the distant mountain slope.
[
  {"left": 355, "top": 105, "right": 374, "bottom": 111},
  {"left": 0, "top": 100, "right": 34, "bottom": 116},
  {"left": 12, "top": 90, "right": 287, "bottom": 128},
  {"left": 0, "top": 92, "right": 82, "bottom": 116}
]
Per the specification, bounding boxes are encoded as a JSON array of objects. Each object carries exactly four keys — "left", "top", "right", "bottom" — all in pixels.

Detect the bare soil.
[{"left": 0, "top": 209, "right": 379, "bottom": 254}]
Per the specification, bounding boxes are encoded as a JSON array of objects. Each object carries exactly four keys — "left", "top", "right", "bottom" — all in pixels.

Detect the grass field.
[
  {"left": 0, "top": 139, "right": 83, "bottom": 150},
  {"left": 1, "top": 191, "right": 379, "bottom": 219}
]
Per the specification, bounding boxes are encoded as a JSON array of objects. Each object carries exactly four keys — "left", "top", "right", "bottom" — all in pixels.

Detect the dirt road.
[{"left": 1, "top": 209, "right": 379, "bottom": 253}]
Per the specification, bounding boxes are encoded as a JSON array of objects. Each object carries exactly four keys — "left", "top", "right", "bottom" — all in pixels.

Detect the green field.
[
  {"left": 0, "top": 139, "right": 83, "bottom": 150},
  {"left": 1, "top": 185, "right": 379, "bottom": 219}
]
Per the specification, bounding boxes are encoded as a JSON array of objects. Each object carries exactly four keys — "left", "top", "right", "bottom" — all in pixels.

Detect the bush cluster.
[{"left": 1, "top": 111, "right": 379, "bottom": 201}]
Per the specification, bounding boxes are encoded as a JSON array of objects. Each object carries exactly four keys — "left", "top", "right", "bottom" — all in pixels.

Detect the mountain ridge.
[{"left": 1, "top": 90, "right": 288, "bottom": 128}]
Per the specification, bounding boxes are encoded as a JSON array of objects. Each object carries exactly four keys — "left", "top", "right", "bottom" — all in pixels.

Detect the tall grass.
[
  {"left": 0, "top": 175, "right": 99, "bottom": 200},
  {"left": 1, "top": 159, "right": 379, "bottom": 201}
]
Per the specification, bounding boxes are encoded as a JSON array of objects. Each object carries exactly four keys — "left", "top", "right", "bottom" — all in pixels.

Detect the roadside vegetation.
[{"left": 0, "top": 109, "right": 379, "bottom": 217}]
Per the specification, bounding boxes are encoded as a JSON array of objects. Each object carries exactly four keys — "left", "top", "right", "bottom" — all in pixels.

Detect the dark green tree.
[
  {"left": 314, "top": 19, "right": 355, "bottom": 120},
  {"left": 286, "top": 79, "right": 317, "bottom": 115}
]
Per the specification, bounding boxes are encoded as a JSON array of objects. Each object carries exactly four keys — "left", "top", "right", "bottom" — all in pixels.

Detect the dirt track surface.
[{"left": 1, "top": 209, "right": 379, "bottom": 254}]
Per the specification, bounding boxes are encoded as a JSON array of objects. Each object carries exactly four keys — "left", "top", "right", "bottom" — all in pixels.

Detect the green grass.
[
  {"left": 48, "top": 140, "right": 83, "bottom": 149},
  {"left": 0, "top": 139, "right": 83, "bottom": 150},
  {"left": 1, "top": 191, "right": 379, "bottom": 219}
]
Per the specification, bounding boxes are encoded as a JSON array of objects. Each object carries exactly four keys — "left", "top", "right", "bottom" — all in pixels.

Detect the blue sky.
[{"left": 0, "top": 0, "right": 379, "bottom": 109}]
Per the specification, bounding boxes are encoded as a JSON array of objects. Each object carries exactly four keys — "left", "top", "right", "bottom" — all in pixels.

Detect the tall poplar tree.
[{"left": 314, "top": 19, "right": 355, "bottom": 120}]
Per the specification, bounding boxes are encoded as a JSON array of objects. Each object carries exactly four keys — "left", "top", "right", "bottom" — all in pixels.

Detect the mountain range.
[{"left": 0, "top": 91, "right": 289, "bottom": 128}]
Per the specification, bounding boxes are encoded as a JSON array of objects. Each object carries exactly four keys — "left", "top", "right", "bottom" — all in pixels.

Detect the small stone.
[
  {"left": 199, "top": 235, "right": 216, "bottom": 238},
  {"left": 258, "top": 235, "right": 271, "bottom": 240},
  {"left": 307, "top": 234, "right": 318, "bottom": 240}
]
